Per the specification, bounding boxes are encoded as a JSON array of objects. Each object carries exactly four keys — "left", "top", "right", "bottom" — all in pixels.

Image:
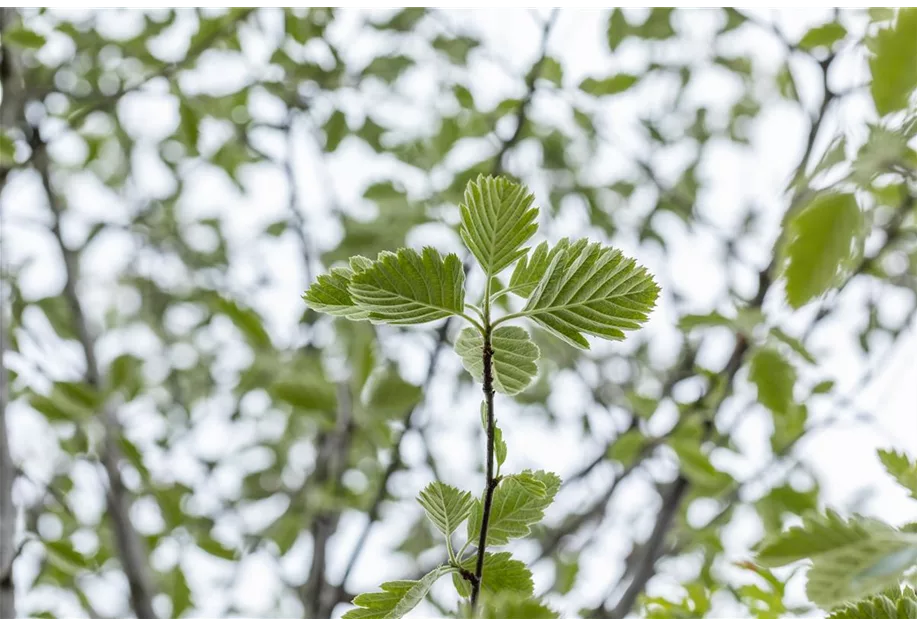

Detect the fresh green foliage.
[
  {"left": 779, "top": 193, "right": 864, "bottom": 309},
  {"left": 519, "top": 238, "right": 660, "bottom": 349},
  {"left": 868, "top": 8, "right": 917, "bottom": 115},
  {"left": 748, "top": 348, "right": 796, "bottom": 416},
  {"left": 878, "top": 449, "right": 917, "bottom": 500},
  {"left": 467, "top": 471, "right": 561, "bottom": 546},
  {"left": 301, "top": 174, "right": 655, "bottom": 617},
  {"left": 459, "top": 174, "right": 538, "bottom": 276},
  {"left": 342, "top": 567, "right": 455, "bottom": 619},
  {"left": 417, "top": 482, "right": 476, "bottom": 538},
  {"left": 454, "top": 326, "right": 540, "bottom": 395},
  {"left": 756, "top": 510, "right": 917, "bottom": 610},
  {"left": 827, "top": 586, "right": 917, "bottom": 619}
]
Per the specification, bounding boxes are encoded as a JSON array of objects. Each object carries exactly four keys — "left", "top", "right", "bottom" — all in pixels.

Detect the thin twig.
[{"left": 35, "top": 142, "right": 157, "bottom": 619}]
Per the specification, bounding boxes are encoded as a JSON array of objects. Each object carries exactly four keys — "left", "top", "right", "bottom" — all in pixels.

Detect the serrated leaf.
[
  {"left": 827, "top": 587, "right": 917, "bottom": 619},
  {"left": 456, "top": 553, "right": 534, "bottom": 598},
  {"left": 480, "top": 593, "right": 560, "bottom": 619},
  {"left": 303, "top": 257, "right": 374, "bottom": 320},
  {"left": 869, "top": 8, "right": 917, "bottom": 115},
  {"left": 509, "top": 241, "right": 565, "bottom": 299},
  {"left": 454, "top": 326, "right": 540, "bottom": 395},
  {"left": 878, "top": 449, "right": 917, "bottom": 500},
  {"left": 342, "top": 567, "right": 452, "bottom": 619},
  {"left": 458, "top": 175, "right": 538, "bottom": 276},
  {"left": 468, "top": 470, "right": 560, "bottom": 546},
  {"left": 579, "top": 74, "right": 638, "bottom": 96},
  {"left": 807, "top": 543, "right": 917, "bottom": 609},
  {"left": 798, "top": 22, "right": 846, "bottom": 51},
  {"left": 780, "top": 192, "right": 864, "bottom": 309},
  {"left": 748, "top": 348, "right": 796, "bottom": 416},
  {"left": 348, "top": 247, "right": 465, "bottom": 325},
  {"left": 416, "top": 482, "right": 475, "bottom": 537},
  {"left": 521, "top": 238, "right": 659, "bottom": 349},
  {"left": 495, "top": 426, "right": 507, "bottom": 467},
  {"left": 756, "top": 510, "right": 896, "bottom": 568}
]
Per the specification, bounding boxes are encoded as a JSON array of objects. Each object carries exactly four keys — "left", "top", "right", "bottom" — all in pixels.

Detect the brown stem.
[{"left": 470, "top": 324, "right": 496, "bottom": 612}]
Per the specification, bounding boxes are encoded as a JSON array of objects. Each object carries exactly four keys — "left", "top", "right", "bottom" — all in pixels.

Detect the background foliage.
[{"left": 1, "top": 7, "right": 916, "bottom": 619}]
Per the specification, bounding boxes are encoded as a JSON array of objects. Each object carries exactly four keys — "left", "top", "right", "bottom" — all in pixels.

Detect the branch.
[
  {"left": 0, "top": 7, "right": 27, "bottom": 618},
  {"left": 491, "top": 9, "right": 559, "bottom": 175},
  {"left": 470, "top": 321, "right": 496, "bottom": 611},
  {"left": 34, "top": 142, "right": 157, "bottom": 619}
]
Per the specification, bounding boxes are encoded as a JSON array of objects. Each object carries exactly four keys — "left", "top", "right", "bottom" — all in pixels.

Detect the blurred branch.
[
  {"left": 492, "top": 8, "right": 559, "bottom": 175},
  {"left": 0, "top": 7, "right": 26, "bottom": 618},
  {"left": 300, "top": 382, "right": 354, "bottom": 617},
  {"left": 33, "top": 140, "right": 157, "bottom": 619}
]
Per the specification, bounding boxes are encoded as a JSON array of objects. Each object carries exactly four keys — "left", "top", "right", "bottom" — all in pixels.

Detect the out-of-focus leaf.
[{"left": 868, "top": 8, "right": 917, "bottom": 115}]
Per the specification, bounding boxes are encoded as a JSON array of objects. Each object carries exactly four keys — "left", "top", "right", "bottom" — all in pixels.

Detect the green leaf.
[
  {"left": 459, "top": 175, "right": 538, "bottom": 277},
  {"left": 827, "top": 587, "right": 917, "bottom": 619},
  {"left": 45, "top": 539, "right": 91, "bottom": 572},
  {"left": 479, "top": 593, "right": 560, "bottom": 619},
  {"left": 756, "top": 511, "right": 917, "bottom": 608},
  {"left": 579, "top": 74, "right": 638, "bottom": 96},
  {"left": 495, "top": 426, "right": 507, "bottom": 468},
  {"left": 878, "top": 449, "right": 917, "bottom": 500},
  {"left": 361, "top": 365, "right": 422, "bottom": 416},
  {"left": 748, "top": 348, "right": 796, "bottom": 416},
  {"left": 168, "top": 565, "right": 192, "bottom": 618},
  {"left": 348, "top": 247, "right": 466, "bottom": 325},
  {"left": 456, "top": 552, "right": 534, "bottom": 598},
  {"left": 521, "top": 238, "right": 660, "bottom": 349},
  {"left": 324, "top": 110, "right": 348, "bottom": 152},
  {"left": 671, "top": 440, "right": 731, "bottom": 493},
  {"left": 756, "top": 510, "right": 892, "bottom": 568},
  {"left": 342, "top": 567, "right": 453, "bottom": 619},
  {"left": 607, "top": 429, "right": 646, "bottom": 466},
  {"left": 869, "top": 8, "right": 917, "bottom": 115},
  {"left": 607, "top": 9, "right": 629, "bottom": 51},
  {"left": 208, "top": 295, "right": 272, "bottom": 350},
  {"left": 769, "top": 327, "right": 816, "bottom": 364},
  {"left": 798, "top": 23, "right": 847, "bottom": 51},
  {"left": 198, "top": 536, "right": 236, "bottom": 561},
  {"left": 303, "top": 256, "right": 374, "bottom": 321},
  {"left": 780, "top": 193, "right": 864, "bottom": 309},
  {"left": 3, "top": 26, "right": 46, "bottom": 49},
  {"left": 509, "top": 241, "right": 565, "bottom": 299},
  {"left": 416, "top": 482, "right": 475, "bottom": 537},
  {"left": 0, "top": 131, "right": 15, "bottom": 165},
  {"left": 468, "top": 470, "right": 560, "bottom": 546},
  {"left": 454, "top": 326, "right": 540, "bottom": 396},
  {"left": 371, "top": 8, "right": 425, "bottom": 31}
]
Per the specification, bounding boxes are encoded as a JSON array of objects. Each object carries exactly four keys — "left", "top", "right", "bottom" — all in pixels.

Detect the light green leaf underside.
[
  {"left": 341, "top": 566, "right": 453, "bottom": 619},
  {"left": 349, "top": 247, "right": 465, "bottom": 325},
  {"left": 302, "top": 256, "right": 373, "bottom": 320},
  {"left": 878, "top": 449, "right": 917, "bottom": 500},
  {"left": 827, "top": 587, "right": 917, "bottom": 619},
  {"left": 454, "top": 552, "right": 534, "bottom": 598},
  {"left": 522, "top": 237, "right": 660, "bottom": 349},
  {"left": 459, "top": 174, "right": 538, "bottom": 276},
  {"left": 416, "top": 481, "right": 475, "bottom": 537},
  {"left": 509, "top": 241, "right": 565, "bottom": 298},
  {"left": 468, "top": 470, "right": 561, "bottom": 546},
  {"left": 756, "top": 510, "right": 917, "bottom": 610},
  {"left": 779, "top": 192, "right": 864, "bottom": 309},
  {"left": 454, "top": 325, "right": 540, "bottom": 395}
]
